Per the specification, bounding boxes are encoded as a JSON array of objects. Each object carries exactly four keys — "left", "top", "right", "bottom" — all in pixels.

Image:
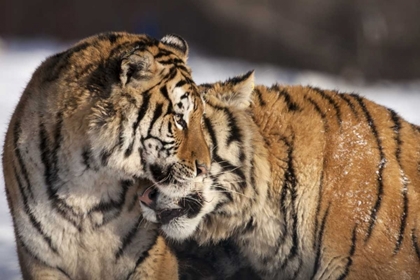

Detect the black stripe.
[
  {"left": 175, "top": 80, "right": 187, "bottom": 88},
  {"left": 337, "top": 225, "right": 357, "bottom": 280},
  {"left": 352, "top": 95, "right": 385, "bottom": 241},
  {"left": 253, "top": 88, "right": 266, "bottom": 107},
  {"left": 56, "top": 267, "right": 72, "bottom": 279},
  {"left": 154, "top": 49, "right": 172, "bottom": 59},
  {"left": 13, "top": 121, "right": 34, "bottom": 200},
  {"left": 305, "top": 93, "right": 329, "bottom": 249},
  {"left": 306, "top": 97, "right": 329, "bottom": 132},
  {"left": 124, "top": 142, "right": 135, "bottom": 159},
  {"left": 243, "top": 217, "right": 256, "bottom": 233},
  {"left": 389, "top": 109, "right": 408, "bottom": 254},
  {"left": 204, "top": 116, "right": 218, "bottom": 154},
  {"left": 279, "top": 136, "right": 299, "bottom": 270},
  {"left": 82, "top": 146, "right": 92, "bottom": 170},
  {"left": 21, "top": 231, "right": 74, "bottom": 279},
  {"left": 14, "top": 167, "right": 58, "bottom": 254},
  {"left": 39, "top": 115, "right": 81, "bottom": 230},
  {"left": 16, "top": 234, "right": 58, "bottom": 270},
  {"left": 100, "top": 148, "right": 113, "bottom": 166},
  {"left": 86, "top": 56, "right": 120, "bottom": 98},
  {"left": 290, "top": 258, "right": 303, "bottom": 280},
  {"left": 4, "top": 186, "right": 12, "bottom": 209},
  {"left": 310, "top": 90, "right": 329, "bottom": 250},
  {"left": 14, "top": 120, "right": 59, "bottom": 253},
  {"left": 82, "top": 145, "right": 98, "bottom": 171},
  {"left": 310, "top": 87, "right": 342, "bottom": 125},
  {"left": 127, "top": 193, "right": 139, "bottom": 213},
  {"left": 116, "top": 215, "right": 143, "bottom": 259},
  {"left": 183, "top": 76, "right": 194, "bottom": 85},
  {"left": 97, "top": 32, "right": 123, "bottom": 44},
  {"left": 125, "top": 232, "right": 158, "bottom": 280},
  {"left": 205, "top": 112, "right": 246, "bottom": 189},
  {"left": 162, "top": 66, "right": 177, "bottom": 81},
  {"left": 313, "top": 171, "right": 324, "bottom": 250},
  {"left": 178, "top": 63, "right": 192, "bottom": 74},
  {"left": 270, "top": 85, "right": 300, "bottom": 111},
  {"left": 117, "top": 113, "right": 126, "bottom": 150},
  {"left": 39, "top": 113, "right": 63, "bottom": 194},
  {"left": 226, "top": 70, "right": 254, "bottom": 85},
  {"left": 89, "top": 180, "right": 131, "bottom": 214},
  {"left": 279, "top": 137, "right": 291, "bottom": 222},
  {"left": 158, "top": 58, "right": 176, "bottom": 65},
  {"left": 160, "top": 85, "right": 170, "bottom": 100},
  {"left": 160, "top": 86, "right": 174, "bottom": 117},
  {"left": 250, "top": 161, "right": 258, "bottom": 196},
  {"left": 147, "top": 103, "right": 163, "bottom": 135},
  {"left": 167, "top": 121, "right": 173, "bottom": 136},
  {"left": 338, "top": 93, "right": 359, "bottom": 118},
  {"left": 88, "top": 180, "right": 133, "bottom": 228},
  {"left": 131, "top": 38, "right": 159, "bottom": 53},
  {"left": 125, "top": 92, "right": 151, "bottom": 157},
  {"left": 225, "top": 109, "right": 242, "bottom": 146},
  {"left": 214, "top": 185, "right": 233, "bottom": 202},
  {"left": 310, "top": 203, "right": 331, "bottom": 280},
  {"left": 411, "top": 228, "right": 420, "bottom": 261},
  {"left": 211, "top": 103, "right": 242, "bottom": 145},
  {"left": 213, "top": 154, "right": 246, "bottom": 189}
]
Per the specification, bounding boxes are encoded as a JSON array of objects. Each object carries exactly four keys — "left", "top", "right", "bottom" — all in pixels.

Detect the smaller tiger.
[{"left": 140, "top": 71, "right": 420, "bottom": 280}]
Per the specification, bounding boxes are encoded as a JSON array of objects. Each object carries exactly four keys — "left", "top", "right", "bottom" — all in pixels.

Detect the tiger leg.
[
  {"left": 17, "top": 243, "right": 70, "bottom": 280},
  {"left": 128, "top": 236, "right": 178, "bottom": 280}
]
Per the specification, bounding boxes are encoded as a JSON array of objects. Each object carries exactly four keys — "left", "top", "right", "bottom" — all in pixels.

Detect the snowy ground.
[{"left": 0, "top": 41, "right": 419, "bottom": 279}]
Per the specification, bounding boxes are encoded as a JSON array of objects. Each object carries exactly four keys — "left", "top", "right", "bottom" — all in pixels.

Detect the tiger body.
[
  {"left": 141, "top": 72, "right": 420, "bottom": 279},
  {"left": 2, "top": 32, "right": 211, "bottom": 279}
]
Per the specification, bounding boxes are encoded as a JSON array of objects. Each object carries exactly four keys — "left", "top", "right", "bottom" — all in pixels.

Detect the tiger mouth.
[{"left": 139, "top": 187, "right": 203, "bottom": 224}]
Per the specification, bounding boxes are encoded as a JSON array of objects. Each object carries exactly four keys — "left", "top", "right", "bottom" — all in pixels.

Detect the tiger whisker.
[{"left": 209, "top": 186, "right": 254, "bottom": 200}]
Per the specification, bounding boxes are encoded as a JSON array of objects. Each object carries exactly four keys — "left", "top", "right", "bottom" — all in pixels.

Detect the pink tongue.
[{"left": 139, "top": 188, "right": 154, "bottom": 206}]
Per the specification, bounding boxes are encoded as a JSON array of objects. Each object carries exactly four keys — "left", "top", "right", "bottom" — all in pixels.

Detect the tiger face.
[
  {"left": 84, "top": 33, "right": 211, "bottom": 192},
  {"left": 140, "top": 71, "right": 259, "bottom": 240}
]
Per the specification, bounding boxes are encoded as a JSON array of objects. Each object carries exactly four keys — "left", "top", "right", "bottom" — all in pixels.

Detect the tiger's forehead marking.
[{"left": 171, "top": 86, "right": 195, "bottom": 125}]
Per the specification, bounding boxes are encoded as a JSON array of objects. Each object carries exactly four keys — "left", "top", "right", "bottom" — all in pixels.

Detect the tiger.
[
  {"left": 2, "top": 31, "right": 211, "bottom": 279},
  {"left": 140, "top": 71, "right": 420, "bottom": 279}
]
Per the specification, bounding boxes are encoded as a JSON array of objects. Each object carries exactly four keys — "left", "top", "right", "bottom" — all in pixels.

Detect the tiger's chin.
[{"left": 139, "top": 185, "right": 216, "bottom": 241}]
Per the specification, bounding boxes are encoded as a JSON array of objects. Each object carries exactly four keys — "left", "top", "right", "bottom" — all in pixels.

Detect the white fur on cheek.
[
  {"left": 161, "top": 183, "right": 221, "bottom": 240},
  {"left": 161, "top": 216, "right": 202, "bottom": 240},
  {"left": 140, "top": 204, "right": 158, "bottom": 223}
]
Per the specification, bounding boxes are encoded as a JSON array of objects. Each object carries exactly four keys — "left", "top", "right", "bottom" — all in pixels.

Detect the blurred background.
[
  {"left": 2, "top": 0, "right": 420, "bottom": 81},
  {"left": 0, "top": 1, "right": 419, "bottom": 279}
]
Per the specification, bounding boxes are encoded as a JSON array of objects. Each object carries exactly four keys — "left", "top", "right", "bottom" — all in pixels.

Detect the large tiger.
[
  {"left": 2, "top": 31, "right": 211, "bottom": 279},
  {"left": 140, "top": 71, "right": 420, "bottom": 279}
]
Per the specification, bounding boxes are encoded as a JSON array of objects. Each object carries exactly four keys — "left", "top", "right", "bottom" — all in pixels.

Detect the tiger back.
[
  {"left": 2, "top": 32, "right": 210, "bottom": 279},
  {"left": 140, "top": 71, "right": 420, "bottom": 279}
]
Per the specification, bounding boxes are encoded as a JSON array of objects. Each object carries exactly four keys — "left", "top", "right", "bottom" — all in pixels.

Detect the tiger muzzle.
[{"left": 139, "top": 188, "right": 204, "bottom": 224}]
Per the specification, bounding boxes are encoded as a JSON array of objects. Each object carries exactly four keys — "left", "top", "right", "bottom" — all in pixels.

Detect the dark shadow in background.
[{"left": 2, "top": 0, "right": 420, "bottom": 81}]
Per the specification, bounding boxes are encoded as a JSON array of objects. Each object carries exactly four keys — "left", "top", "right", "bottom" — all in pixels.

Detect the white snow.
[{"left": 0, "top": 41, "right": 419, "bottom": 279}]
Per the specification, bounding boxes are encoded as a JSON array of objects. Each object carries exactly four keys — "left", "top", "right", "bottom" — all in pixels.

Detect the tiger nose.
[{"left": 195, "top": 160, "right": 209, "bottom": 176}]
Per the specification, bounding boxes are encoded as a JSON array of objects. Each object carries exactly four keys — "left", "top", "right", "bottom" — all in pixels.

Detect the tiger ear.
[
  {"left": 160, "top": 34, "right": 189, "bottom": 61},
  {"left": 222, "top": 70, "right": 255, "bottom": 109},
  {"left": 120, "top": 51, "right": 158, "bottom": 87}
]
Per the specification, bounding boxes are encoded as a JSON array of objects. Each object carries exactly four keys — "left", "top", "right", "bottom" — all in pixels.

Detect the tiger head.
[
  {"left": 140, "top": 71, "right": 269, "bottom": 241},
  {"left": 71, "top": 32, "right": 212, "bottom": 193}
]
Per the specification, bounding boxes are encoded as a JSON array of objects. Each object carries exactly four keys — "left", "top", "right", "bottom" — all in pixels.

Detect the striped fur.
[
  {"left": 2, "top": 32, "right": 211, "bottom": 279},
  {"left": 141, "top": 72, "right": 420, "bottom": 279}
]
